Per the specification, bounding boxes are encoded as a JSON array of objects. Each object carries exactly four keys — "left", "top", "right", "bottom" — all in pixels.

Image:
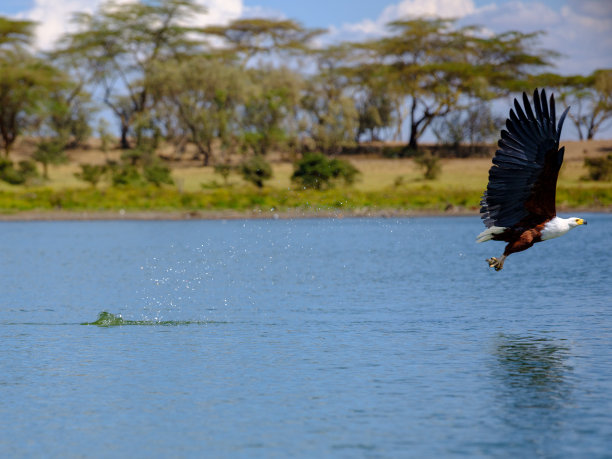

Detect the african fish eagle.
[{"left": 477, "top": 88, "right": 586, "bottom": 271}]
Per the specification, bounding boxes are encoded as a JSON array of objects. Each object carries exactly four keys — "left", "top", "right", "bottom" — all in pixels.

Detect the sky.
[
  {"left": 1, "top": 0, "right": 610, "bottom": 75},
  {"left": 1, "top": 0, "right": 611, "bottom": 139}
]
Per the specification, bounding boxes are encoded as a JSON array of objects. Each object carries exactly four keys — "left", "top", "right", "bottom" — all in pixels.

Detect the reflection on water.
[
  {"left": 491, "top": 334, "right": 574, "bottom": 455},
  {"left": 496, "top": 334, "right": 572, "bottom": 393}
]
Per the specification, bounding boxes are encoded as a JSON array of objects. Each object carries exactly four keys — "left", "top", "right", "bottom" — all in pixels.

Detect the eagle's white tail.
[{"left": 476, "top": 226, "right": 507, "bottom": 243}]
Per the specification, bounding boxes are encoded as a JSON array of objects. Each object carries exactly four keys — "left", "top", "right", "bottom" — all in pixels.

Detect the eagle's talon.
[{"left": 486, "top": 256, "right": 505, "bottom": 271}]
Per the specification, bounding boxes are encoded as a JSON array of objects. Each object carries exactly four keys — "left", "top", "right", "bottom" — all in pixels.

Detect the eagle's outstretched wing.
[{"left": 480, "top": 89, "right": 570, "bottom": 228}]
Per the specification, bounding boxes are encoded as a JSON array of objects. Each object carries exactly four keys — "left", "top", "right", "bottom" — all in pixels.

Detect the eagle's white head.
[
  {"left": 568, "top": 217, "right": 588, "bottom": 228},
  {"left": 541, "top": 216, "right": 587, "bottom": 241}
]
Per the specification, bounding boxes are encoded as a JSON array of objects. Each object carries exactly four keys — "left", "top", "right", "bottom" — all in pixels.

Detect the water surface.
[{"left": 1, "top": 216, "right": 610, "bottom": 457}]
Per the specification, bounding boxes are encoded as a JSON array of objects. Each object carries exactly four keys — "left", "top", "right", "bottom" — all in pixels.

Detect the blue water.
[{"left": 0, "top": 215, "right": 610, "bottom": 457}]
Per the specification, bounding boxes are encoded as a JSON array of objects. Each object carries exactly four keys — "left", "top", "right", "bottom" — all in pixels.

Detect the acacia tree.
[
  {"left": 560, "top": 70, "right": 612, "bottom": 140},
  {"left": 353, "top": 19, "right": 471, "bottom": 149},
  {"left": 301, "top": 45, "right": 359, "bottom": 154},
  {"left": 56, "top": 0, "right": 207, "bottom": 149},
  {"left": 344, "top": 63, "right": 394, "bottom": 142},
  {"left": 0, "top": 17, "right": 60, "bottom": 157},
  {"left": 203, "top": 18, "right": 324, "bottom": 68},
  {"left": 241, "top": 66, "right": 303, "bottom": 156},
  {"left": 349, "top": 19, "right": 555, "bottom": 150},
  {"left": 149, "top": 56, "right": 247, "bottom": 165}
]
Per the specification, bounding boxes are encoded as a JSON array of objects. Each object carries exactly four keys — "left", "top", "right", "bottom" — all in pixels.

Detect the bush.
[
  {"left": 291, "top": 153, "right": 360, "bottom": 190},
  {"left": 0, "top": 158, "right": 25, "bottom": 185},
  {"left": 110, "top": 164, "right": 142, "bottom": 186},
  {"left": 75, "top": 164, "right": 107, "bottom": 188},
  {"left": 583, "top": 154, "right": 612, "bottom": 181},
  {"left": 414, "top": 152, "right": 441, "bottom": 180},
  {"left": 17, "top": 160, "right": 40, "bottom": 182},
  {"left": 144, "top": 162, "right": 173, "bottom": 187},
  {"left": 240, "top": 156, "right": 273, "bottom": 188},
  {"left": 214, "top": 163, "right": 233, "bottom": 185},
  {"left": 0, "top": 159, "right": 40, "bottom": 185},
  {"left": 32, "top": 139, "right": 67, "bottom": 179}
]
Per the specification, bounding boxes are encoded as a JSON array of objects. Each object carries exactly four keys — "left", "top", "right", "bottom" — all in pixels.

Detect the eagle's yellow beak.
[{"left": 577, "top": 218, "right": 587, "bottom": 225}]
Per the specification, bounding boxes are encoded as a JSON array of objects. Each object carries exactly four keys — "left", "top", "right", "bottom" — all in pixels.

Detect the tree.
[
  {"left": 301, "top": 45, "right": 359, "bottom": 155},
  {"left": 355, "top": 19, "right": 468, "bottom": 149},
  {"left": 349, "top": 19, "right": 555, "bottom": 149},
  {"left": 240, "top": 155, "right": 272, "bottom": 188},
  {"left": 75, "top": 164, "right": 107, "bottom": 187},
  {"left": 32, "top": 139, "right": 68, "bottom": 179},
  {"left": 143, "top": 161, "right": 173, "bottom": 187},
  {"left": 213, "top": 163, "right": 232, "bottom": 185},
  {"left": 553, "top": 70, "right": 612, "bottom": 140},
  {"left": 36, "top": 74, "right": 96, "bottom": 149},
  {"left": 97, "top": 119, "right": 115, "bottom": 159},
  {"left": 432, "top": 103, "right": 502, "bottom": 155},
  {"left": 241, "top": 66, "right": 303, "bottom": 156},
  {"left": 203, "top": 18, "right": 324, "bottom": 68},
  {"left": 414, "top": 152, "right": 441, "bottom": 180},
  {"left": 149, "top": 56, "right": 247, "bottom": 165},
  {"left": 0, "top": 16, "right": 35, "bottom": 48},
  {"left": 0, "top": 17, "right": 60, "bottom": 157},
  {"left": 56, "top": 0, "right": 208, "bottom": 149}
]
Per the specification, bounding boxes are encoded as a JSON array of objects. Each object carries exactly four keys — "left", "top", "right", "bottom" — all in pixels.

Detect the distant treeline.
[{"left": 0, "top": 0, "right": 611, "bottom": 167}]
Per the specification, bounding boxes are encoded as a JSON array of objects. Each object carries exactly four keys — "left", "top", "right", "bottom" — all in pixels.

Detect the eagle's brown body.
[{"left": 490, "top": 222, "right": 547, "bottom": 256}]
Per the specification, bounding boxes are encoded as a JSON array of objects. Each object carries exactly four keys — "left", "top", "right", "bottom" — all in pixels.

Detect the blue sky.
[{"left": 2, "top": 0, "right": 610, "bottom": 76}]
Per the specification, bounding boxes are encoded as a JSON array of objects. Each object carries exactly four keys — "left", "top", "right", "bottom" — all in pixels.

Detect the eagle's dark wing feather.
[{"left": 480, "top": 89, "right": 569, "bottom": 228}]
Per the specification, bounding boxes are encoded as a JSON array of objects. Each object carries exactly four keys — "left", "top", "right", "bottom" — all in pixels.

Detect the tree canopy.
[{"left": 0, "top": 3, "right": 609, "bottom": 166}]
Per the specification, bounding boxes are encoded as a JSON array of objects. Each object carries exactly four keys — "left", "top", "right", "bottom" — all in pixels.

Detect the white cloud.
[
  {"left": 17, "top": 0, "right": 243, "bottom": 50},
  {"left": 461, "top": 1, "right": 611, "bottom": 75},
  {"left": 378, "top": 0, "right": 475, "bottom": 23},
  {"left": 18, "top": 0, "right": 107, "bottom": 49},
  {"left": 241, "top": 5, "right": 286, "bottom": 20},
  {"left": 195, "top": 0, "right": 242, "bottom": 26},
  {"left": 332, "top": 0, "right": 611, "bottom": 75},
  {"left": 337, "top": 0, "right": 475, "bottom": 38}
]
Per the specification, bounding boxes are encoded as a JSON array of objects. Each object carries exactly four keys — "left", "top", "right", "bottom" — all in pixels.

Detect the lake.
[{"left": 1, "top": 215, "right": 611, "bottom": 457}]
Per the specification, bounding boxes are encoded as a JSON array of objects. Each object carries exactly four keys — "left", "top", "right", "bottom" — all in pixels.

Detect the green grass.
[{"left": 1, "top": 183, "right": 610, "bottom": 214}]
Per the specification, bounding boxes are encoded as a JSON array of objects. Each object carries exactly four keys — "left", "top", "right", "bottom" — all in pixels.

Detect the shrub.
[
  {"left": 0, "top": 159, "right": 40, "bottom": 185},
  {"left": 583, "top": 154, "right": 612, "bottom": 181},
  {"left": 110, "top": 164, "right": 142, "bottom": 186},
  {"left": 240, "top": 155, "right": 273, "bottom": 188},
  {"left": 17, "top": 160, "right": 39, "bottom": 182},
  {"left": 291, "top": 153, "right": 360, "bottom": 190},
  {"left": 0, "top": 158, "right": 25, "bottom": 185},
  {"left": 144, "top": 162, "right": 173, "bottom": 187},
  {"left": 414, "top": 152, "right": 441, "bottom": 180},
  {"left": 32, "top": 139, "right": 68, "bottom": 179},
  {"left": 75, "top": 164, "right": 107, "bottom": 188},
  {"left": 214, "top": 163, "right": 233, "bottom": 185}
]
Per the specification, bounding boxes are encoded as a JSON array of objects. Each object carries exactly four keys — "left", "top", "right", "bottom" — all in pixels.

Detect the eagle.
[{"left": 477, "top": 88, "right": 587, "bottom": 271}]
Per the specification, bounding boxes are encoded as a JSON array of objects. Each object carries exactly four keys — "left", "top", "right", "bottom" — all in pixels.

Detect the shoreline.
[{"left": 0, "top": 206, "right": 608, "bottom": 221}]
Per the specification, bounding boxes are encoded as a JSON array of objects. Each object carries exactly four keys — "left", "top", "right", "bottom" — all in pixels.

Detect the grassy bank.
[
  {"left": 1, "top": 139, "right": 611, "bottom": 217},
  {"left": 1, "top": 183, "right": 610, "bottom": 216}
]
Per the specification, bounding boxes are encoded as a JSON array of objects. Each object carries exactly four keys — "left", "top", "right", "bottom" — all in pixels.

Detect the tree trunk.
[
  {"left": 120, "top": 123, "right": 130, "bottom": 149},
  {"left": 408, "top": 122, "right": 418, "bottom": 151},
  {"left": 195, "top": 143, "right": 211, "bottom": 166},
  {"left": 407, "top": 98, "right": 419, "bottom": 151}
]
